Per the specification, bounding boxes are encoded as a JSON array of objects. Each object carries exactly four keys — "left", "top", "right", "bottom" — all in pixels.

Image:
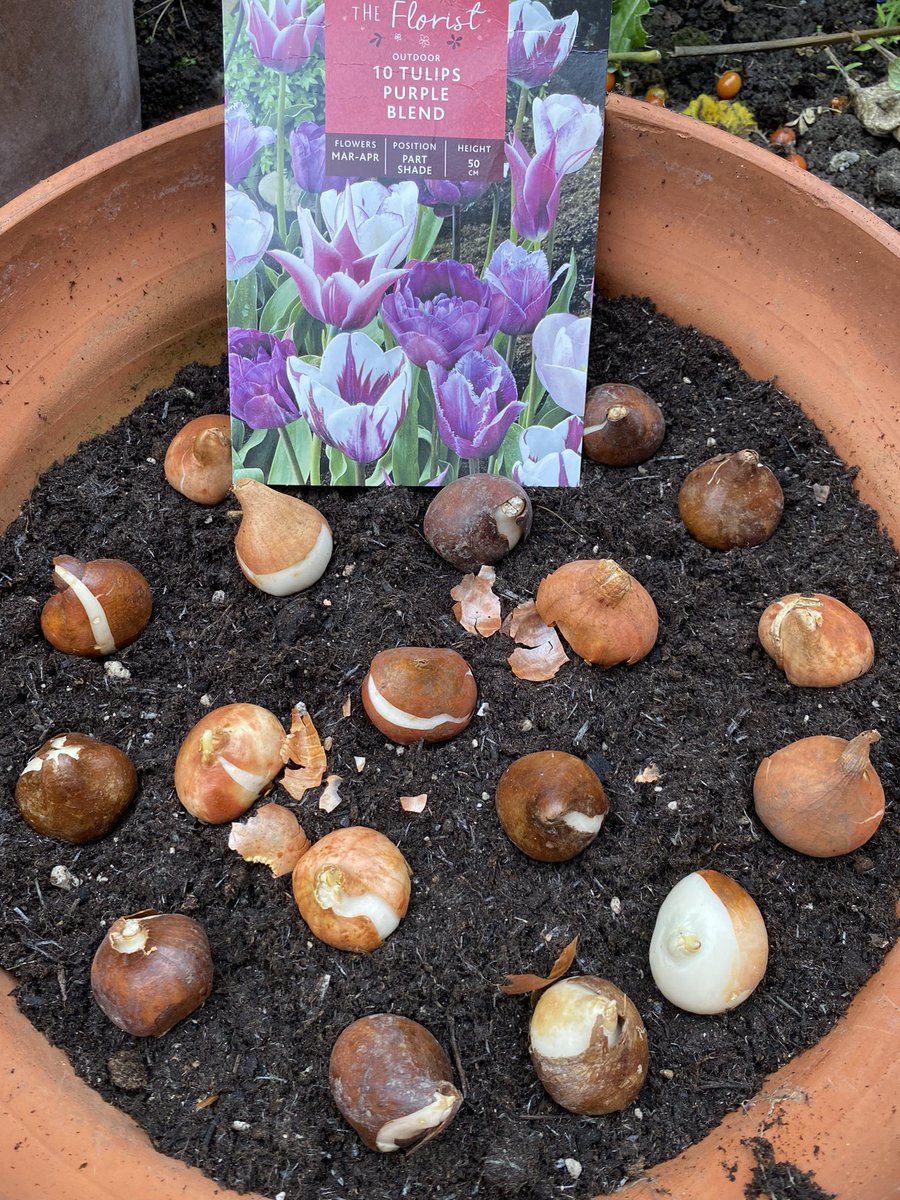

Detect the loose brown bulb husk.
[
  {"left": 758, "top": 592, "right": 874, "bottom": 687},
  {"left": 496, "top": 751, "right": 608, "bottom": 862},
  {"left": 362, "top": 647, "right": 477, "bottom": 744},
  {"left": 15, "top": 733, "right": 137, "bottom": 843},
  {"left": 423, "top": 473, "right": 532, "bottom": 571},
  {"left": 535, "top": 559, "right": 658, "bottom": 667},
  {"left": 292, "top": 826, "right": 411, "bottom": 952},
  {"left": 233, "top": 477, "right": 332, "bottom": 595},
  {"left": 678, "top": 449, "right": 784, "bottom": 550},
  {"left": 330, "top": 1014, "right": 462, "bottom": 1152},
  {"left": 164, "top": 414, "right": 232, "bottom": 505},
  {"left": 753, "top": 730, "right": 884, "bottom": 857},
  {"left": 175, "top": 703, "right": 287, "bottom": 824},
  {"left": 40, "top": 556, "right": 152, "bottom": 657},
  {"left": 529, "top": 976, "right": 648, "bottom": 1115},
  {"left": 583, "top": 384, "right": 665, "bottom": 466},
  {"left": 90, "top": 911, "right": 213, "bottom": 1037},
  {"left": 228, "top": 802, "right": 311, "bottom": 875}
]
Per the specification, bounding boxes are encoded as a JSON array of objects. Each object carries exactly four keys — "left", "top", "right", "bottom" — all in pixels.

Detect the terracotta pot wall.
[{"left": 0, "top": 103, "right": 897, "bottom": 1200}]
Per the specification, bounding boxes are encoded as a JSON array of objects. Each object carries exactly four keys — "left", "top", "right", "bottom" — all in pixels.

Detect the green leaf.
[
  {"left": 233, "top": 467, "right": 265, "bottom": 483},
  {"left": 391, "top": 368, "right": 425, "bottom": 484},
  {"left": 228, "top": 269, "right": 259, "bottom": 330},
  {"left": 408, "top": 205, "right": 444, "bottom": 262},
  {"left": 610, "top": 0, "right": 651, "bottom": 55},
  {"left": 547, "top": 249, "right": 578, "bottom": 316},
  {"left": 497, "top": 421, "right": 526, "bottom": 471},
  {"left": 325, "top": 445, "right": 354, "bottom": 485},
  {"left": 889, "top": 57, "right": 900, "bottom": 90},
  {"left": 259, "top": 278, "right": 300, "bottom": 335},
  {"left": 269, "top": 422, "right": 312, "bottom": 484},
  {"left": 238, "top": 428, "right": 278, "bottom": 474}
]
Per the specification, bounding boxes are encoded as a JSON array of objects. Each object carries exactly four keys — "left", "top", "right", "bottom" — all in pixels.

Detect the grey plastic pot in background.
[{"left": 0, "top": 0, "right": 141, "bottom": 205}]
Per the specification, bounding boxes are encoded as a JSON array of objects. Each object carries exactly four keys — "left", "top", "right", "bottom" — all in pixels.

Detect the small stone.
[
  {"left": 828, "top": 149, "right": 860, "bottom": 173},
  {"left": 563, "top": 1158, "right": 582, "bottom": 1179},
  {"left": 874, "top": 148, "right": 900, "bottom": 204},
  {"left": 812, "top": 483, "right": 831, "bottom": 505},
  {"left": 520, "top": 718, "right": 533, "bottom": 732},
  {"left": 104, "top": 660, "right": 131, "bottom": 681},
  {"left": 853, "top": 855, "right": 875, "bottom": 875},
  {"left": 231, "top": 1120, "right": 251, "bottom": 1132},
  {"left": 706, "top": 436, "right": 717, "bottom": 448},
  {"left": 199, "top": 694, "right": 212, "bottom": 707},
  {"left": 660, "top": 1068, "right": 674, "bottom": 1079},
  {"left": 211, "top": 590, "right": 226, "bottom": 605},
  {"left": 49, "top": 865, "right": 79, "bottom": 891},
  {"left": 107, "top": 1047, "right": 148, "bottom": 1092},
  {"left": 610, "top": 896, "right": 622, "bottom": 915}
]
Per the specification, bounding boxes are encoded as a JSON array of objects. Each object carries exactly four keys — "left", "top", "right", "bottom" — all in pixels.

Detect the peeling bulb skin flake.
[
  {"left": 232, "top": 477, "right": 332, "bottom": 595},
  {"left": 362, "top": 647, "right": 477, "bottom": 744},
  {"left": 649, "top": 871, "right": 768, "bottom": 1015},
  {"left": 423, "top": 474, "right": 533, "bottom": 571},
  {"left": 529, "top": 977, "right": 649, "bottom": 1115},
  {"left": 329, "top": 1014, "right": 462, "bottom": 1152},
  {"left": 495, "top": 751, "right": 608, "bottom": 862},
  {"left": 40, "top": 556, "right": 152, "bottom": 658}
]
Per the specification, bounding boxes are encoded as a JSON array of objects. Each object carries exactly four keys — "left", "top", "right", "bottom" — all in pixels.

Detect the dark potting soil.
[{"left": 0, "top": 296, "right": 896, "bottom": 1199}]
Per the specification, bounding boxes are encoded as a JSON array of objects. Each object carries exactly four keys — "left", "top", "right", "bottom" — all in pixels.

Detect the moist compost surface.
[{"left": 1, "top": 297, "right": 896, "bottom": 1199}]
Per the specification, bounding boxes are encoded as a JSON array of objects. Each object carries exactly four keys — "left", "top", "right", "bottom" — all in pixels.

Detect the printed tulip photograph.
[{"left": 224, "top": 0, "right": 611, "bottom": 486}]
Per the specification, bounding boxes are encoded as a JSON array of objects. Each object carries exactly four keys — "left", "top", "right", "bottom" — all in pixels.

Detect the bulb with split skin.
[
  {"left": 758, "top": 592, "right": 874, "bottom": 687},
  {"left": 649, "top": 870, "right": 768, "bottom": 1014},
  {"left": 495, "top": 750, "right": 608, "bottom": 862},
  {"left": 529, "top": 976, "right": 649, "bottom": 1114},
  {"left": 40, "top": 556, "right": 152, "bottom": 658},
  {"left": 362, "top": 647, "right": 477, "bottom": 744},
  {"left": 164, "top": 414, "right": 232, "bottom": 505},
  {"left": 330, "top": 1014, "right": 463, "bottom": 1151},
  {"left": 423, "top": 473, "right": 533, "bottom": 572},
  {"left": 292, "top": 826, "right": 411, "bottom": 952},
  {"left": 233, "top": 477, "right": 332, "bottom": 596}
]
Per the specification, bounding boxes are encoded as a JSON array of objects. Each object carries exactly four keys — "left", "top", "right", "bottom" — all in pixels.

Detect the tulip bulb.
[
  {"left": 535, "top": 559, "right": 658, "bottom": 667},
  {"left": 649, "top": 870, "right": 768, "bottom": 1014},
  {"left": 362, "top": 647, "right": 477, "bottom": 744},
  {"left": 175, "top": 703, "right": 287, "bottom": 824},
  {"left": 753, "top": 730, "right": 884, "bottom": 857},
  {"left": 758, "top": 593, "right": 874, "bottom": 687},
  {"left": 90, "top": 911, "right": 213, "bottom": 1037},
  {"left": 423, "top": 474, "right": 532, "bottom": 571},
  {"left": 164, "top": 414, "right": 232, "bottom": 505},
  {"left": 330, "top": 1014, "right": 462, "bottom": 1152},
  {"left": 15, "top": 733, "right": 137, "bottom": 844},
  {"left": 233, "top": 477, "right": 332, "bottom": 595},
  {"left": 678, "top": 450, "right": 784, "bottom": 550},
  {"left": 529, "top": 977, "right": 648, "bottom": 1115},
  {"left": 495, "top": 751, "right": 608, "bottom": 862},
  {"left": 292, "top": 826, "right": 411, "bottom": 952},
  {"left": 40, "top": 556, "right": 152, "bottom": 657},
  {"left": 583, "top": 383, "right": 665, "bottom": 466}
]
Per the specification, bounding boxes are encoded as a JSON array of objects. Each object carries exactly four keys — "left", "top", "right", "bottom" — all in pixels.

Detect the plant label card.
[{"left": 224, "top": 0, "right": 612, "bottom": 487}]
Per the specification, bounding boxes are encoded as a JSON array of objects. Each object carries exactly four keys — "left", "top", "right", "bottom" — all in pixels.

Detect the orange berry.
[
  {"left": 716, "top": 71, "right": 742, "bottom": 100},
  {"left": 768, "top": 126, "right": 796, "bottom": 146},
  {"left": 786, "top": 153, "right": 809, "bottom": 171},
  {"left": 644, "top": 85, "right": 667, "bottom": 106},
  {"left": 606, "top": 70, "right": 616, "bottom": 94}
]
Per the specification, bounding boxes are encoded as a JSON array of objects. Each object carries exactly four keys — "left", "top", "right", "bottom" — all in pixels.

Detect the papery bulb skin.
[
  {"left": 529, "top": 976, "right": 649, "bottom": 1115},
  {"left": 758, "top": 593, "right": 874, "bottom": 687},
  {"left": 90, "top": 912, "right": 213, "bottom": 1037},
  {"left": 40, "top": 557, "right": 152, "bottom": 658},
  {"left": 233, "top": 477, "right": 332, "bottom": 596},
  {"left": 583, "top": 384, "right": 665, "bottom": 466},
  {"left": 174, "top": 703, "right": 287, "bottom": 824},
  {"left": 424, "top": 474, "right": 532, "bottom": 572},
  {"left": 535, "top": 559, "right": 658, "bottom": 667},
  {"left": 649, "top": 870, "right": 768, "bottom": 1015},
  {"left": 330, "top": 1014, "right": 462, "bottom": 1151},
  {"left": 164, "top": 415, "right": 232, "bottom": 505},
  {"left": 362, "top": 647, "right": 477, "bottom": 744},
  {"left": 292, "top": 826, "right": 411, "bottom": 952},
  {"left": 678, "top": 450, "right": 784, "bottom": 550},
  {"left": 753, "top": 730, "right": 884, "bottom": 856},
  {"left": 495, "top": 751, "right": 608, "bottom": 862}
]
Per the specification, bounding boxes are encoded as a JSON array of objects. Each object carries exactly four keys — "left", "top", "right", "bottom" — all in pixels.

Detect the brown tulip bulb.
[
  {"left": 535, "top": 559, "right": 658, "bottom": 667},
  {"left": 678, "top": 450, "right": 784, "bottom": 550},
  {"left": 530, "top": 977, "right": 648, "bottom": 1115},
  {"left": 330, "top": 1014, "right": 463, "bottom": 1151},
  {"left": 423, "top": 474, "right": 532, "bottom": 571},
  {"left": 496, "top": 751, "right": 608, "bottom": 862},
  {"left": 758, "top": 593, "right": 874, "bottom": 687},
  {"left": 233, "top": 477, "right": 332, "bottom": 595},
  {"left": 292, "top": 826, "right": 411, "bottom": 952},
  {"left": 15, "top": 734, "right": 137, "bottom": 843},
  {"left": 174, "top": 703, "right": 287, "bottom": 824},
  {"left": 362, "top": 647, "right": 477, "bottom": 744},
  {"left": 40, "top": 556, "right": 152, "bottom": 657},
  {"left": 164, "top": 414, "right": 232, "bottom": 505},
  {"left": 753, "top": 730, "right": 884, "bottom": 857},
  {"left": 90, "top": 911, "right": 213, "bottom": 1037},
  {"left": 583, "top": 384, "right": 665, "bottom": 466}
]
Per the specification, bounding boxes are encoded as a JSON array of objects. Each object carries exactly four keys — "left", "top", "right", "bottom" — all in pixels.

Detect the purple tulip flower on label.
[
  {"left": 225, "top": 102, "right": 275, "bottom": 187},
  {"left": 513, "top": 415, "right": 583, "bottom": 486},
  {"left": 507, "top": 0, "right": 579, "bottom": 90},
  {"left": 484, "top": 240, "right": 553, "bottom": 336},
  {"left": 320, "top": 181, "right": 419, "bottom": 268},
  {"left": 428, "top": 348, "right": 524, "bottom": 459},
  {"left": 506, "top": 134, "right": 569, "bottom": 243},
  {"left": 242, "top": 0, "right": 324, "bottom": 73},
  {"left": 290, "top": 122, "right": 355, "bottom": 194},
  {"left": 229, "top": 328, "right": 299, "bottom": 428},
  {"left": 269, "top": 200, "right": 408, "bottom": 332},
  {"left": 226, "top": 185, "right": 274, "bottom": 281},
  {"left": 532, "top": 312, "right": 591, "bottom": 414},
  {"left": 533, "top": 94, "right": 603, "bottom": 176},
  {"left": 381, "top": 260, "right": 504, "bottom": 370},
  {"left": 287, "top": 333, "right": 411, "bottom": 463},
  {"left": 417, "top": 177, "right": 493, "bottom": 219}
]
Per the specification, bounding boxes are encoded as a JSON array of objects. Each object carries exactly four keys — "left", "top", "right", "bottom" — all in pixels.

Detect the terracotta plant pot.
[{"left": 0, "top": 100, "right": 897, "bottom": 1200}]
